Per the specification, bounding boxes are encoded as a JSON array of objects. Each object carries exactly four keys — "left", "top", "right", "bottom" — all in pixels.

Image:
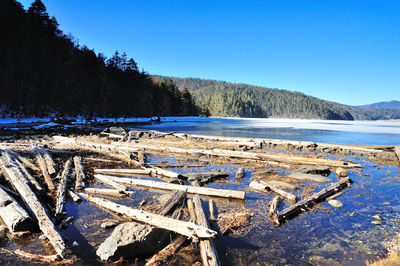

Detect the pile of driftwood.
[{"left": 0, "top": 128, "right": 399, "bottom": 265}]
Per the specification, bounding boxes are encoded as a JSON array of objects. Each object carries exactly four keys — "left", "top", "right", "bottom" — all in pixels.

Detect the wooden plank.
[
  {"left": 0, "top": 152, "right": 66, "bottom": 258},
  {"left": 193, "top": 195, "right": 219, "bottom": 266},
  {"left": 274, "top": 177, "right": 353, "bottom": 226},
  {"left": 107, "top": 175, "right": 245, "bottom": 200},
  {"left": 78, "top": 193, "right": 217, "bottom": 239}
]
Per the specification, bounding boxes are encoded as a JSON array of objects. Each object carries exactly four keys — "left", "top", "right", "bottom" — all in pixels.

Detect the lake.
[{"left": 135, "top": 117, "right": 400, "bottom": 146}]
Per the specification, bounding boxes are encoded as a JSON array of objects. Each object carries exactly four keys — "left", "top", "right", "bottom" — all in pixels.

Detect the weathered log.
[
  {"left": 78, "top": 193, "right": 217, "bottom": 238},
  {"left": 249, "top": 181, "right": 296, "bottom": 203},
  {"left": 6, "top": 151, "right": 40, "bottom": 172},
  {"left": 394, "top": 146, "right": 400, "bottom": 164},
  {"left": 0, "top": 185, "right": 33, "bottom": 232},
  {"left": 235, "top": 168, "right": 245, "bottom": 179},
  {"left": 274, "top": 177, "right": 353, "bottom": 225},
  {"left": 73, "top": 156, "right": 85, "bottom": 191},
  {"left": 84, "top": 157, "right": 120, "bottom": 164},
  {"left": 94, "top": 168, "right": 152, "bottom": 176},
  {"left": 149, "top": 167, "right": 185, "bottom": 179},
  {"left": 259, "top": 180, "right": 298, "bottom": 190},
  {"left": 1, "top": 249, "right": 74, "bottom": 264},
  {"left": 193, "top": 195, "right": 219, "bottom": 266},
  {"left": 55, "top": 160, "right": 71, "bottom": 219},
  {"left": 0, "top": 152, "right": 66, "bottom": 258},
  {"left": 138, "top": 151, "right": 146, "bottom": 165},
  {"left": 287, "top": 173, "right": 332, "bottom": 183},
  {"left": 34, "top": 150, "right": 55, "bottom": 192},
  {"left": 149, "top": 132, "right": 176, "bottom": 139},
  {"left": 57, "top": 216, "right": 73, "bottom": 231},
  {"left": 158, "top": 191, "right": 186, "bottom": 216},
  {"left": 209, "top": 200, "right": 216, "bottom": 220},
  {"left": 84, "top": 188, "right": 134, "bottom": 198},
  {"left": 145, "top": 235, "right": 187, "bottom": 266},
  {"left": 108, "top": 175, "right": 245, "bottom": 199},
  {"left": 185, "top": 172, "right": 229, "bottom": 185},
  {"left": 187, "top": 198, "right": 196, "bottom": 223},
  {"left": 113, "top": 142, "right": 361, "bottom": 168},
  {"left": 127, "top": 131, "right": 133, "bottom": 143},
  {"left": 336, "top": 167, "right": 348, "bottom": 178},
  {"left": 94, "top": 174, "right": 128, "bottom": 192},
  {"left": 14, "top": 158, "right": 43, "bottom": 192},
  {"left": 0, "top": 184, "right": 19, "bottom": 198},
  {"left": 40, "top": 148, "right": 56, "bottom": 175},
  {"left": 268, "top": 196, "right": 280, "bottom": 217},
  {"left": 68, "top": 190, "right": 82, "bottom": 203}
]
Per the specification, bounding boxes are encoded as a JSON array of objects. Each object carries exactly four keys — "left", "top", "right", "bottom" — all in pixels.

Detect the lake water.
[{"left": 135, "top": 117, "right": 400, "bottom": 146}]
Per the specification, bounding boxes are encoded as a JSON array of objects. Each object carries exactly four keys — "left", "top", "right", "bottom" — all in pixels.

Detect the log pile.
[{"left": 0, "top": 129, "right": 371, "bottom": 265}]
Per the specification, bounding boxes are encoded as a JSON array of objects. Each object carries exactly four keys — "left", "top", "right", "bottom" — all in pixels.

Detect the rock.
[
  {"left": 109, "top": 127, "right": 126, "bottom": 136},
  {"left": 288, "top": 173, "right": 332, "bottom": 183},
  {"left": 185, "top": 172, "right": 229, "bottom": 185},
  {"left": 72, "top": 241, "right": 79, "bottom": 247},
  {"left": 371, "top": 220, "right": 382, "bottom": 225},
  {"left": 96, "top": 222, "right": 169, "bottom": 261},
  {"left": 260, "top": 180, "right": 299, "bottom": 190},
  {"left": 101, "top": 221, "right": 119, "bottom": 229},
  {"left": 328, "top": 200, "right": 343, "bottom": 208},
  {"left": 372, "top": 215, "right": 382, "bottom": 221},
  {"left": 293, "top": 166, "right": 331, "bottom": 176},
  {"left": 336, "top": 167, "right": 348, "bottom": 178}
]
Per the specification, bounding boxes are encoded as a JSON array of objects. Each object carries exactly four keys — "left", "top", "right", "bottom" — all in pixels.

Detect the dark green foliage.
[
  {"left": 154, "top": 76, "right": 355, "bottom": 120},
  {"left": 0, "top": 0, "right": 196, "bottom": 117}
]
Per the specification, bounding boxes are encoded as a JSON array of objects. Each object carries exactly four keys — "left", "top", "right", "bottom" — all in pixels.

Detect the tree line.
[{"left": 0, "top": 0, "right": 197, "bottom": 118}]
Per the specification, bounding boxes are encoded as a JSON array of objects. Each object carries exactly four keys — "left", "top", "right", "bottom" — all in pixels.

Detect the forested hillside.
[
  {"left": 154, "top": 76, "right": 400, "bottom": 120},
  {"left": 153, "top": 76, "right": 355, "bottom": 120},
  {"left": 0, "top": 0, "right": 197, "bottom": 117}
]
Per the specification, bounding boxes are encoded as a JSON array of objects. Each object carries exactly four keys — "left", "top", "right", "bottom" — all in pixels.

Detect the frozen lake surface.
[{"left": 136, "top": 117, "right": 400, "bottom": 146}]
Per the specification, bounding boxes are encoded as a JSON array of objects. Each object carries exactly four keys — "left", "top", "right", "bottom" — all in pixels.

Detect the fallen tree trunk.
[
  {"left": 395, "top": 146, "right": 400, "bottom": 164},
  {"left": 268, "top": 196, "right": 280, "bottom": 217},
  {"left": 0, "top": 184, "right": 19, "bottom": 198},
  {"left": 68, "top": 190, "right": 82, "bottom": 203},
  {"left": 84, "top": 188, "right": 133, "bottom": 198},
  {"left": 107, "top": 175, "right": 245, "bottom": 200},
  {"left": 158, "top": 191, "right": 186, "bottom": 216},
  {"left": 78, "top": 193, "right": 217, "bottom": 239},
  {"left": 94, "top": 174, "right": 128, "bottom": 192},
  {"left": 235, "top": 168, "right": 245, "bottom": 179},
  {"left": 55, "top": 160, "right": 71, "bottom": 219},
  {"left": 193, "top": 195, "right": 219, "bottom": 266},
  {"left": 249, "top": 181, "right": 296, "bottom": 203},
  {"left": 259, "top": 180, "right": 298, "bottom": 190},
  {"left": 274, "top": 177, "right": 353, "bottom": 226},
  {"left": 145, "top": 235, "right": 187, "bottom": 266},
  {"left": 149, "top": 167, "right": 185, "bottom": 179},
  {"left": 14, "top": 158, "right": 43, "bottom": 192},
  {"left": 287, "top": 173, "right": 332, "bottom": 183},
  {"left": 94, "top": 168, "right": 152, "bottom": 176},
  {"left": 0, "top": 152, "right": 66, "bottom": 258},
  {"left": 0, "top": 185, "right": 33, "bottom": 232},
  {"left": 73, "top": 156, "right": 85, "bottom": 191},
  {"left": 34, "top": 150, "right": 55, "bottom": 192}
]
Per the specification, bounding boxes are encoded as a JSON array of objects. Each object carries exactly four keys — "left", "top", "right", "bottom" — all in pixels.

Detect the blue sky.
[{"left": 19, "top": 0, "right": 399, "bottom": 106}]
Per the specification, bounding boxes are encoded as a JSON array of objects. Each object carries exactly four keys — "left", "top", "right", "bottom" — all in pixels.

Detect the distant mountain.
[
  {"left": 356, "top": 100, "right": 400, "bottom": 109},
  {"left": 153, "top": 76, "right": 400, "bottom": 121}
]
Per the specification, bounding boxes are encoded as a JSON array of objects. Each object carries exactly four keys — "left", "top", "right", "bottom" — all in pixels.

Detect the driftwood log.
[
  {"left": 94, "top": 168, "right": 152, "bottom": 176},
  {"left": 193, "top": 195, "right": 219, "bottom": 266},
  {"left": 55, "top": 159, "right": 71, "bottom": 219},
  {"left": 0, "top": 186, "right": 33, "bottom": 232},
  {"left": 107, "top": 175, "right": 245, "bottom": 199},
  {"left": 274, "top": 177, "right": 353, "bottom": 225},
  {"left": 249, "top": 181, "right": 296, "bottom": 203},
  {"left": 0, "top": 152, "right": 66, "bottom": 258},
  {"left": 93, "top": 174, "right": 128, "bottom": 192},
  {"left": 78, "top": 193, "right": 217, "bottom": 238},
  {"left": 34, "top": 149, "right": 55, "bottom": 192},
  {"left": 268, "top": 196, "right": 280, "bottom": 217},
  {"left": 73, "top": 156, "right": 85, "bottom": 191}
]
